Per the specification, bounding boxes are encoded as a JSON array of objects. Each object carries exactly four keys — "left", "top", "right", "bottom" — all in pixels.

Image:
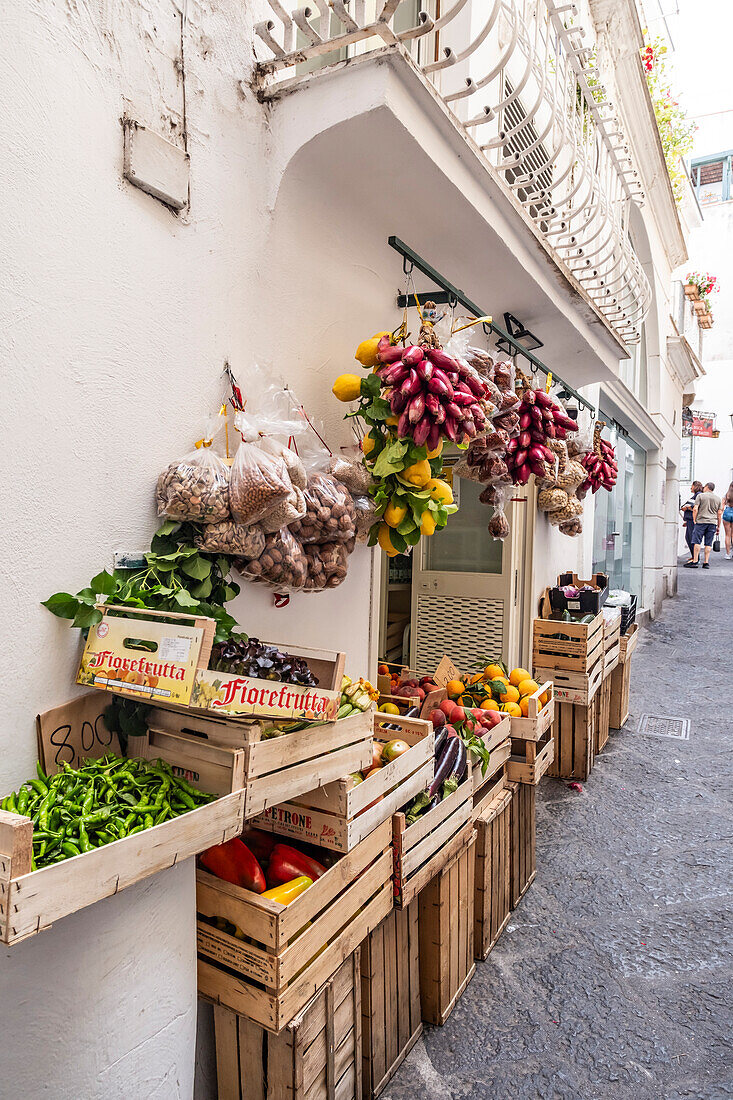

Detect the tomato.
[
  {"left": 372, "top": 743, "right": 384, "bottom": 769},
  {"left": 382, "top": 739, "right": 410, "bottom": 762}
]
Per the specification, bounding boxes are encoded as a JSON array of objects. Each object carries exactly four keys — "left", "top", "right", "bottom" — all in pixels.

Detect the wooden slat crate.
[
  {"left": 509, "top": 680, "right": 554, "bottom": 740},
  {"left": 128, "top": 726, "right": 246, "bottom": 797},
  {"left": 474, "top": 786, "right": 513, "bottom": 960},
  {"left": 603, "top": 613, "right": 622, "bottom": 677},
  {"left": 418, "top": 829, "right": 476, "bottom": 1025},
  {"left": 197, "top": 819, "right": 393, "bottom": 1033},
  {"left": 361, "top": 902, "right": 422, "bottom": 1099},
  {"left": 213, "top": 952, "right": 362, "bottom": 1100},
  {"left": 593, "top": 675, "right": 612, "bottom": 754},
  {"left": 147, "top": 707, "right": 373, "bottom": 820},
  {"left": 506, "top": 730, "right": 554, "bottom": 786},
  {"left": 0, "top": 789, "right": 245, "bottom": 946},
  {"left": 546, "top": 702, "right": 596, "bottom": 781},
  {"left": 609, "top": 624, "right": 639, "bottom": 729},
  {"left": 251, "top": 714, "right": 434, "bottom": 854},
  {"left": 392, "top": 780, "right": 473, "bottom": 910},
  {"left": 508, "top": 780, "right": 536, "bottom": 909},
  {"left": 469, "top": 715, "right": 511, "bottom": 791},
  {"left": 534, "top": 658, "right": 604, "bottom": 706},
  {"left": 532, "top": 613, "right": 604, "bottom": 673}
]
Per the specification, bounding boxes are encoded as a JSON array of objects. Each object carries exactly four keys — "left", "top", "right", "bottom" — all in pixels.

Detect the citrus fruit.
[
  {"left": 480, "top": 699, "right": 500, "bottom": 711},
  {"left": 332, "top": 374, "right": 363, "bottom": 402},
  {"left": 426, "top": 440, "right": 444, "bottom": 459},
  {"left": 484, "top": 663, "right": 505, "bottom": 680},
  {"left": 501, "top": 701, "right": 522, "bottom": 717},
  {"left": 446, "top": 679, "right": 465, "bottom": 699},
  {"left": 509, "top": 667, "right": 531, "bottom": 687},
  {"left": 517, "top": 678, "right": 540, "bottom": 698},
  {"left": 426, "top": 478, "right": 453, "bottom": 505},
  {"left": 499, "top": 684, "right": 520, "bottom": 703},
  {"left": 355, "top": 331, "right": 391, "bottom": 367},
  {"left": 519, "top": 697, "right": 530, "bottom": 717},
  {"left": 384, "top": 499, "right": 407, "bottom": 527},
  {"left": 401, "top": 460, "right": 431, "bottom": 488},
  {"left": 377, "top": 524, "right": 399, "bottom": 557},
  {"left": 540, "top": 691, "right": 550, "bottom": 706},
  {"left": 420, "top": 510, "right": 436, "bottom": 536}
]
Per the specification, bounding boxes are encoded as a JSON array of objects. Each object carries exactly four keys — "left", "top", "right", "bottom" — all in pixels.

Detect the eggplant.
[
  {"left": 403, "top": 706, "right": 420, "bottom": 719},
  {"left": 429, "top": 737, "right": 460, "bottom": 798},
  {"left": 433, "top": 726, "right": 449, "bottom": 758}
]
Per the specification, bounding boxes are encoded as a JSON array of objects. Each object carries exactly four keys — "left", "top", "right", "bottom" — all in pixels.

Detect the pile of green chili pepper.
[{"left": 0, "top": 755, "right": 215, "bottom": 870}]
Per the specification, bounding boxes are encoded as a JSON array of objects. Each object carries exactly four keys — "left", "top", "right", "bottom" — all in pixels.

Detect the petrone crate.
[
  {"left": 534, "top": 659, "right": 604, "bottom": 706},
  {"left": 0, "top": 787, "right": 244, "bottom": 946},
  {"left": 196, "top": 819, "right": 393, "bottom": 1033},
  {"left": 213, "top": 952, "right": 362, "bottom": 1100},
  {"left": 506, "top": 730, "right": 554, "bottom": 786},
  {"left": 252, "top": 713, "right": 433, "bottom": 853},
  {"left": 190, "top": 642, "right": 345, "bottom": 721},
  {"left": 418, "top": 828, "right": 476, "bottom": 1026},
  {"left": 77, "top": 604, "right": 215, "bottom": 706},
  {"left": 392, "top": 780, "right": 473, "bottom": 910},
  {"left": 361, "top": 902, "right": 422, "bottom": 1099},
  {"left": 145, "top": 706, "right": 373, "bottom": 820},
  {"left": 508, "top": 781, "right": 536, "bottom": 909},
  {"left": 547, "top": 702, "right": 596, "bottom": 782},
  {"left": 532, "top": 613, "right": 604, "bottom": 674},
  {"left": 509, "top": 680, "right": 554, "bottom": 741},
  {"left": 474, "top": 786, "right": 512, "bottom": 960}
]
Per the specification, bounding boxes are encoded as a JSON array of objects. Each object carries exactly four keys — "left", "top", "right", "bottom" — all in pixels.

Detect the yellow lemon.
[
  {"left": 384, "top": 499, "right": 408, "bottom": 527},
  {"left": 332, "top": 374, "right": 363, "bottom": 402},
  {"left": 355, "top": 331, "right": 391, "bottom": 368},
  {"left": 426, "top": 478, "right": 453, "bottom": 505},
  {"left": 377, "top": 524, "right": 399, "bottom": 557},
  {"left": 379, "top": 703, "right": 400, "bottom": 715},
  {"left": 362, "top": 432, "right": 377, "bottom": 456},
  {"left": 401, "top": 460, "right": 431, "bottom": 488},
  {"left": 426, "top": 440, "right": 444, "bottom": 459},
  {"left": 420, "top": 510, "right": 436, "bottom": 536},
  {"left": 386, "top": 416, "right": 400, "bottom": 429},
  {"left": 509, "top": 667, "right": 531, "bottom": 688}
]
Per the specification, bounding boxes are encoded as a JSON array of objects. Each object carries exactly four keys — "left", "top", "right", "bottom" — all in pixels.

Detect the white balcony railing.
[{"left": 255, "top": 0, "right": 652, "bottom": 344}]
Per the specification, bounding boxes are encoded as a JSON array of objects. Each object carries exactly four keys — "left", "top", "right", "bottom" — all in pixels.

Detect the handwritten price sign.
[{"left": 36, "top": 693, "right": 121, "bottom": 775}]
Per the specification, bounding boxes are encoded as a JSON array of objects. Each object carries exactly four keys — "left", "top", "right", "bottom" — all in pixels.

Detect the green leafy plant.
[
  {"left": 42, "top": 521, "right": 240, "bottom": 643},
  {"left": 642, "top": 35, "right": 695, "bottom": 204}
]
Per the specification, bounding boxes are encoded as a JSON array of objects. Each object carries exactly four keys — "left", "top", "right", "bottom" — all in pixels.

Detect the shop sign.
[{"left": 689, "top": 415, "right": 714, "bottom": 437}]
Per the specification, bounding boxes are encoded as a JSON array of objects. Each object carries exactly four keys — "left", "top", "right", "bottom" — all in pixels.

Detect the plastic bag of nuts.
[
  {"left": 156, "top": 446, "right": 230, "bottom": 524},
  {"left": 193, "top": 521, "right": 265, "bottom": 558},
  {"left": 258, "top": 436, "right": 307, "bottom": 491},
  {"left": 290, "top": 473, "right": 356, "bottom": 544},
  {"left": 303, "top": 541, "right": 351, "bottom": 591},
  {"left": 329, "top": 451, "right": 374, "bottom": 495},
  {"left": 241, "top": 527, "right": 308, "bottom": 589},
  {"left": 229, "top": 440, "right": 292, "bottom": 526},
  {"left": 260, "top": 486, "right": 307, "bottom": 533},
  {"left": 352, "top": 493, "right": 377, "bottom": 543}
]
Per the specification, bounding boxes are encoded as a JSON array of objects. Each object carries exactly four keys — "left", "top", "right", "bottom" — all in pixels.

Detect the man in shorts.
[{"left": 684, "top": 482, "right": 722, "bottom": 569}]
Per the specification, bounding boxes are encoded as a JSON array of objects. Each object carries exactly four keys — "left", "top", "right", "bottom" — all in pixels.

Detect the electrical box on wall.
[{"left": 123, "top": 119, "right": 189, "bottom": 211}]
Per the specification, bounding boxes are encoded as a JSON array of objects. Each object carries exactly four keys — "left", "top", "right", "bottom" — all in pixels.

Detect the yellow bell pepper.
[{"left": 262, "top": 876, "right": 313, "bottom": 904}]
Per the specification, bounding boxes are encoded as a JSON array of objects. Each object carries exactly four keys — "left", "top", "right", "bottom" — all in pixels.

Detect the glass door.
[{"left": 592, "top": 423, "right": 646, "bottom": 595}]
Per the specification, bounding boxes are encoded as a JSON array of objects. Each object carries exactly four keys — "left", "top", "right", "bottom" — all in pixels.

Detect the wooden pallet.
[
  {"left": 506, "top": 730, "right": 554, "bottom": 786},
  {"left": 474, "top": 786, "right": 513, "bottom": 960},
  {"left": 593, "top": 675, "right": 612, "bottom": 754},
  {"left": 213, "top": 952, "right": 362, "bottom": 1100},
  {"left": 508, "top": 781, "right": 536, "bottom": 909},
  {"left": 252, "top": 714, "right": 433, "bottom": 853},
  {"left": 534, "top": 656, "right": 604, "bottom": 706},
  {"left": 418, "top": 829, "right": 476, "bottom": 1025},
  {"left": 392, "top": 781, "right": 473, "bottom": 909},
  {"left": 532, "top": 613, "right": 604, "bottom": 673},
  {"left": 609, "top": 624, "right": 639, "bottom": 729},
  {"left": 546, "top": 701, "right": 596, "bottom": 781},
  {"left": 197, "top": 820, "right": 393, "bottom": 1033},
  {"left": 509, "top": 680, "right": 554, "bottom": 740},
  {"left": 361, "top": 903, "right": 422, "bottom": 1099},
  {"left": 147, "top": 706, "right": 373, "bottom": 820}
]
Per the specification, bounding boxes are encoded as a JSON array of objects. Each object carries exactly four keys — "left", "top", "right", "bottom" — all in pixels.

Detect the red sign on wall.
[{"left": 690, "top": 416, "right": 714, "bottom": 437}]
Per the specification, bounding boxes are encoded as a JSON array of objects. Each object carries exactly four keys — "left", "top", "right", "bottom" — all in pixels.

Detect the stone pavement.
[{"left": 382, "top": 557, "right": 733, "bottom": 1100}]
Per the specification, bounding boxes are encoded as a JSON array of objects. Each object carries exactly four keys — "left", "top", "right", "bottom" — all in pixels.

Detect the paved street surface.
[{"left": 383, "top": 558, "right": 733, "bottom": 1100}]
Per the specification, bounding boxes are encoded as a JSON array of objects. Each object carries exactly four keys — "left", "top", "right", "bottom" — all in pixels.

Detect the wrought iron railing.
[{"left": 255, "top": 0, "right": 652, "bottom": 344}]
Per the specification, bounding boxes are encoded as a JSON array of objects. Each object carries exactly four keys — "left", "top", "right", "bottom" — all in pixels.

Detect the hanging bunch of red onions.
[
  {"left": 505, "top": 389, "right": 579, "bottom": 485},
  {"left": 578, "top": 422, "right": 618, "bottom": 496},
  {"left": 376, "top": 339, "right": 489, "bottom": 451}
]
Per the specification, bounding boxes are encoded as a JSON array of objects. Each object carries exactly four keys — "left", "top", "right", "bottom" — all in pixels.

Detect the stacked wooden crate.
[
  {"left": 609, "top": 623, "right": 640, "bottom": 729},
  {"left": 594, "top": 611, "right": 621, "bottom": 754}
]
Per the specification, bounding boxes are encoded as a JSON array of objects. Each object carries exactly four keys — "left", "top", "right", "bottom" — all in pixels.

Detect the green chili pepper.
[{"left": 78, "top": 824, "right": 92, "bottom": 854}]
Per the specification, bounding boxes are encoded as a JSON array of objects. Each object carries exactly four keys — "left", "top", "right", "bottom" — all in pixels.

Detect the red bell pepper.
[
  {"left": 266, "top": 844, "right": 326, "bottom": 888},
  {"left": 241, "top": 828, "right": 278, "bottom": 866},
  {"left": 200, "top": 838, "right": 266, "bottom": 894}
]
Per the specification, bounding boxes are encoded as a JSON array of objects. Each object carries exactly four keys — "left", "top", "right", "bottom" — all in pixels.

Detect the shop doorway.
[{"left": 592, "top": 424, "right": 646, "bottom": 595}]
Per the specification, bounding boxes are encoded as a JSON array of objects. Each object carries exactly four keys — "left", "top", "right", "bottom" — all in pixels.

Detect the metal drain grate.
[{"left": 638, "top": 715, "right": 691, "bottom": 740}]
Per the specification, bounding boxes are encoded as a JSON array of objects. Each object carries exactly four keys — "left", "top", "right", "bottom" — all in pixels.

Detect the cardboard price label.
[
  {"left": 433, "top": 655, "right": 462, "bottom": 688},
  {"left": 37, "top": 693, "right": 121, "bottom": 775}
]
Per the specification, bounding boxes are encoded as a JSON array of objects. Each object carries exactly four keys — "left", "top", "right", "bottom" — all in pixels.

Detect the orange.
[
  {"left": 446, "top": 679, "right": 465, "bottom": 699},
  {"left": 509, "top": 667, "right": 531, "bottom": 688},
  {"left": 484, "top": 663, "right": 505, "bottom": 680},
  {"left": 480, "top": 699, "right": 500, "bottom": 711},
  {"left": 540, "top": 691, "right": 550, "bottom": 706},
  {"left": 501, "top": 701, "right": 522, "bottom": 717},
  {"left": 517, "top": 678, "right": 540, "bottom": 698},
  {"left": 469, "top": 672, "right": 484, "bottom": 685},
  {"left": 499, "top": 684, "right": 520, "bottom": 703},
  {"left": 519, "top": 697, "right": 530, "bottom": 717}
]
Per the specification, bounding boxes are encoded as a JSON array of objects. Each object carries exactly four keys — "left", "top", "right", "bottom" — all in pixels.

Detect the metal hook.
[{"left": 402, "top": 254, "right": 414, "bottom": 277}]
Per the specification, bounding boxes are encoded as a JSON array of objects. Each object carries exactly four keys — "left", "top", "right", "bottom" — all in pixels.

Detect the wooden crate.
[
  {"left": 470, "top": 717, "right": 512, "bottom": 814},
  {"left": 197, "top": 819, "right": 393, "bottom": 1033},
  {"left": 533, "top": 613, "right": 604, "bottom": 673},
  {"left": 603, "top": 613, "right": 622, "bottom": 676},
  {"left": 213, "top": 952, "right": 362, "bottom": 1100},
  {"left": 609, "top": 624, "right": 639, "bottom": 729},
  {"left": 474, "top": 786, "right": 512, "bottom": 960},
  {"left": 0, "top": 789, "right": 244, "bottom": 946},
  {"left": 127, "top": 726, "right": 246, "bottom": 796},
  {"left": 508, "top": 780, "right": 536, "bottom": 909},
  {"left": 392, "top": 780, "right": 473, "bottom": 910},
  {"left": 593, "top": 675, "right": 612, "bottom": 754},
  {"left": 546, "top": 702, "right": 596, "bottom": 781},
  {"left": 251, "top": 714, "right": 434, "bottom": 854},
  {"left": 506, "top": 730, "right": 554, "bottom": 786},
  {"left": 361, "top": 903, "right": 422, "bottom": 1099},
  {"left": 509, "top": 680, "right": 554, "bottom": 740},
  {"left": 147, "top": 706, "right": 373, "bottom": 820},
  {"left": 418, "top": 829, "right": 476, "bottom": 1025},
  {"left": 533, "top": 657, "right": 604, "bottom": 706}
]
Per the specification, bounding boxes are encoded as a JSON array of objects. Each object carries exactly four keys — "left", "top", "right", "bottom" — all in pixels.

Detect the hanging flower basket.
[
  {"left": 699, "top": 312, "right": 714, "bottom": 329},
  {"left": 692, "top": 298, "right": 707, "bottom": 315}
]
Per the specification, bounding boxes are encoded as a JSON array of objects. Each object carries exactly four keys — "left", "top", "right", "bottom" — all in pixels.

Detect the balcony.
[{"left": 255, "top": 0, "right": 652, "bottom": 347}]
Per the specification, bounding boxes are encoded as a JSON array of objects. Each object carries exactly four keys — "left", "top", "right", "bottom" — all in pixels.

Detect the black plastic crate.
[
  {"left": 620, "top": 595, "right": 637, "bottom": 634},
  {"left": 549, "top": 572, "right": 609, "bottom": 615}
]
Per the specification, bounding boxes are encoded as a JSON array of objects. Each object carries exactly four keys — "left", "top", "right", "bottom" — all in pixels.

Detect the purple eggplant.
[{"left": 429, "top": 736, "right": 460, "bottom": 798}]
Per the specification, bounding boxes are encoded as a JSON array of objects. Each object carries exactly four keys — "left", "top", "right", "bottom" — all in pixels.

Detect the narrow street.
[{"left": 384, "top": 560, "right": 733, "bottom": 1100}]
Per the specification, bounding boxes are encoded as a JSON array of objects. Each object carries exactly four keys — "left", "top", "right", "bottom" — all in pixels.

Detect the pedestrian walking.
[
  {"left": 680, "top": 479, "right": 703, "bottom": 562},
  {"left": 723, "top": 482, "right": 733, "bottom": 559},
  {"left": 684, "top": 481, "right": 723, "bottom": 569}
]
